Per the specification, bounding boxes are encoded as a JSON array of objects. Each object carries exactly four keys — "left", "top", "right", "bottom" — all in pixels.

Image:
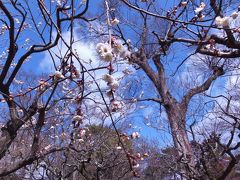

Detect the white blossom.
[
  {"left": 215, "top": 16, "right": 229, "bottom": 27},
  {"left": 44, "top": 145, "right": 52, "bottom": 150},
  {"left": 73, "top": 115, "right": 83, "bottom": 121},
  {"left": 194, "top": 2, "right": 206, "bottom": 13},
  {"left": 181, "top": 2, "right": 187, "bottom": 7},
  {"left": 57, "top": 0, "right": 61, "bottom": 6},
  {"left": 109, "top": 80, "right": 119, "bottom": 89},
  {"left": 54, "top": 71, "right": 64, "bottom": 79},
  {"left": 113, "top": 42, "right": 124, "bottom": 53},
  {"left": 126, "top": 39, "right": 131, "bottom": 44},
  {"left": 96, "top": 43, "right": 113, "bottom": 61},
  {"left": 102, "top": 74, "right": 114, "bottom": 83},
  {"left": 37, "top": 22, "right": 42, "bottom": 27},
  {"left": 133, "top": 163, "right": 140, "bottom": 168},
  {"left": 116, "top": 146, "right": 122, "bottom": 150},
  {"left": 80, "top": 129, "right": 86, "bottom": 137},
  {"left": 15, "top": 18, "right": 20, "bottom": 24},
  {"left": 111, "top": 18, "right": 120, "bottom": 25},
  {"left": 101, "top": 51, "right": 113, "bottom": 61},
  {"left": 231, "top": 12, "right": 238, "bottom": 19},
  {"left": 131, "top": 132, "right": 140, "bottom": 139},
  {"left": 78, "top": 138, "right": 84, "bottom": 142},
  {"left": 111, "top": 100, "right": 122, "bottom": 111},
  {"left": 221, "top": 17, "right": 229, "bottom": 26}
]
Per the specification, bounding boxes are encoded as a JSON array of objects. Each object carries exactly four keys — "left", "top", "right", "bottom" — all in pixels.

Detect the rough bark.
[{"left": 130, "top": 52, "right": 224, "bottom": 178}]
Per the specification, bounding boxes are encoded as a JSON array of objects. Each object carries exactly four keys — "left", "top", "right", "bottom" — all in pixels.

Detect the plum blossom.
[
  {"left": 194, "top": 2, "right": 206, "bottom": 14},
  {"left": 136, "top": 153, "right": 141, "bottom": 158},
  {"left": 181, "top": 2, "right": 187, "bottom": 7},
  {"left": 132, "top": 163, "right": 140, "bottom": 168},
  {"left": 110, "top": 100, "right": 122, "bottom": 111},
  {"left": 131, "top": 132, "right": 140, "bottom": 139},
  {"left": 78, "top": 139, "right": 84, "bottom": 142},
  {"left": 54, "top": 71, "right": 64, "bottom": 79},
  {"left": 57, "top": 0, "right": 61, "bottom": 6},
  {"left": 109, "top": 80, "right": 119, "bottom": 89},
  {"left": 15, "top": 18, "right": 20, "bottom": 24},
  {"left": 215, "top": 16, "right": 229, "bottom": 27},
  {"left": 73, "top": 115, "right": 83, "bottom": 121},
  {"left": 79, "top": 129, "right": 86, "bottom": 137},
  {"left": 111, "top": 18, "right": 120, "bottom": 25},
  {"left": 96, "top": 43, "right": 113, "bottom": 61},
  {"left": 116, "top": 146, "right": 122, "bottom": 150},
  {"left": 113, "top": 41, "right": 124, "bottom": 53},
  {"left": 112, "top": 40, "right": 131, "bottom": 59},
  {"left": 44, "top": 145, "right": 52, "bottom": 150},
  {"left": 102, "top": 74, "right": 119, "bottom": 89},
  {"left": 102, "top": 74, "right": 114, "bottom": 83},
  {"left": 96, "top": 38, "right": 131, "bottom": 61}
]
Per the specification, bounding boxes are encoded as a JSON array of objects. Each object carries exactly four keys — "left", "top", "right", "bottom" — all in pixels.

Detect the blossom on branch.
[
  {"left": 111, "top": 18, "right": 120, "bottom": 26},
  {"left": 181, "top": 2, "right": 188, "bottom": 7},
  {"left": 110, "top": 100, "right": 123, "bottom": 111},
  {"left": 102, "top": 74, "right": 114, "bottom": 83},
  {"left": 96, "top": 43, "right": 113, "bottom": 61},
  {"left": 194, "top": 2, "right": 206, "bottom": 14},
  {"left": 131, "top": 132, "right": 140, "bottom": 139},
  {"left": 54, "top": 71, "right": 64, "bottom": 79},
  {"left": 215, "top": 16, "right": 230, "bottom": 27}
]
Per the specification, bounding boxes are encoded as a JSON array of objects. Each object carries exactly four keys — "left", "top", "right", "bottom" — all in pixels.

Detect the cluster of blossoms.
[
  {"left": 192, "top": 2, "right": 206, "bottom": 20},
  {"left": 72, "top": 110, "right": 86, "bottom": 142},
  {"left": 102, "top": 74, "right": 119, "bottom": 90},
  {"left": 95, "top": 9, "right": 132, "bottom": 113},
  {"left": 215, "top": 11, "right": 239, "bottom": 27},
  {"left": 96, "top": 43, "right": 113, "bottom": 61},
  {"left": 96, "top": 38, "right": 132, "bottom": 112},
  {"left": 102, "top": 74, "right": 124, "bottom": 112},
  {"left": 96, "top": 38, "right": 131, "bottom": 62},
  {"left": 215, "top": 16, "right": 230, "bottom": 27}
]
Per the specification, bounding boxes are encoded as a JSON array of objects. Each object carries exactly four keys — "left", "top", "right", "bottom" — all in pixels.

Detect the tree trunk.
[
  {"left": 165, "top": 103, "right": 195, "bottom": 177},
  {"left": 0, "top": 129, "right": 14, "bottom": 159}
]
